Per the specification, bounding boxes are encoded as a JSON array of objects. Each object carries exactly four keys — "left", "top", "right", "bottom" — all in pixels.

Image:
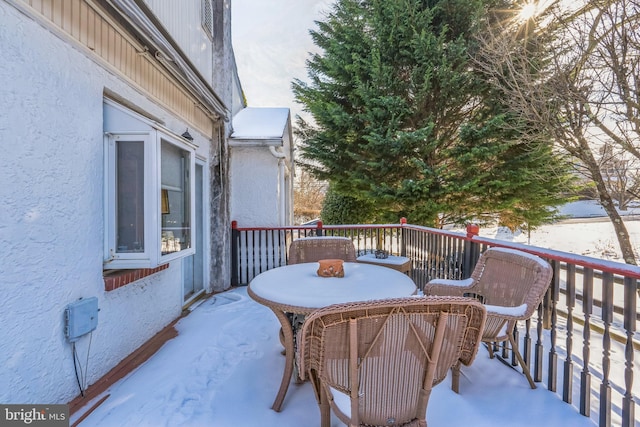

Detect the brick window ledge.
[{"left": 103, "top": 264, "right": 169, "bottom": 291}]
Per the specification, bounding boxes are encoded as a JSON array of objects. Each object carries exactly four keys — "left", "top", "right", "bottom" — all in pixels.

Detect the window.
[
  {"left": 104, "top": 100, "right": 196, "bottom": 269},
  {"left": 160, "top": 139, "right": 192, "bottom": 256},
  {"left": 201, "top": 0, "right": 213, "bottom": 40}
]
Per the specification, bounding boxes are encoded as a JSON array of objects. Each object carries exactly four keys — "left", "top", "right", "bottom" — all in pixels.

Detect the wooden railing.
[{"left": 231, "top": 220, "right": 639, "bottom": 427}]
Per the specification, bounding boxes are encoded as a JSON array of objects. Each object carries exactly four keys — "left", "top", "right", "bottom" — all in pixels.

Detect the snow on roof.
[{"left": 230, "top": 107, "right": 290, "bottom": 140}]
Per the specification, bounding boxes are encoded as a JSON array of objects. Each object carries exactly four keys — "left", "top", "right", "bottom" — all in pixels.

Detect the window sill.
[{"left": 103, "top": 264, "right": 169, "bottom": 291}]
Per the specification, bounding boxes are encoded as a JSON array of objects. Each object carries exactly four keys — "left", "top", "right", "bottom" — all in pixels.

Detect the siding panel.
[{"left": 16, "top": 0, "right": 215, "bottom": 136}]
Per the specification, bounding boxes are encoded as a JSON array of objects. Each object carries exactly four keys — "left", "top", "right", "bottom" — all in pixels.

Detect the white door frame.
[{"left": 182, "top": 157, "right": 209, "bottom": 306}]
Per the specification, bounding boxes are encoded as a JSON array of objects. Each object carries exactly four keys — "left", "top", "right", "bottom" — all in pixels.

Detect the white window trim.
[{"left": 103, "top": 101, "right": 197, "bottom": 269}]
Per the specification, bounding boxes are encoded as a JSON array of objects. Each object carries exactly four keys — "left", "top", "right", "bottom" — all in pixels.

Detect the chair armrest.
[{"left": 423, "top": 278, "right": 474, "bottom": 297}]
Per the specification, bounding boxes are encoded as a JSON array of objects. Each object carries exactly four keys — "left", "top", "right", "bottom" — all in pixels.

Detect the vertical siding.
[
  {"left": 143, "top": 0, "right": 214, "bottom": 81},
  {"left": 18, "top": 0, "right": 215, "bottom": 136}
]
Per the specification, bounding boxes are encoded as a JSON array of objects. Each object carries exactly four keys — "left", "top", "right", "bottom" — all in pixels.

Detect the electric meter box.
[{"left": 65, "top": 297, "right": 99, "bottom": 342}]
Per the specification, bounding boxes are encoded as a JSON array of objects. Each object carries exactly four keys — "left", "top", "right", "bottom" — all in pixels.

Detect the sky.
[{"left": 231, "top": 0, "right": 334, "bottom": 122}]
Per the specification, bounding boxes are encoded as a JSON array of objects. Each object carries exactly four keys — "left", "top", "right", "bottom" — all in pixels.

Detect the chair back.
[
  {"left": 299, "top": 297, "right": 486, "bottom": 427},
  {"left": 470, "top": 247, "right": 553, "bottom": 320},
  {"left": 288, "top": 236, "right": 356, "bottom": 264}
]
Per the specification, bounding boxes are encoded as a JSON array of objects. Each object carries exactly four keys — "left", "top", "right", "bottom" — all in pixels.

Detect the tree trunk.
[
  {"left": 588, "top": 163, "right": 637, "bottom": 266},
  {"left": 591, "top": 172, "right": 640, "bottom": 298}
]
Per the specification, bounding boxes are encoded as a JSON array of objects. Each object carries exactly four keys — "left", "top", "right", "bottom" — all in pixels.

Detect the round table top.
[{"left": 248, "top": 262, "right": 417, "bottom": 312}]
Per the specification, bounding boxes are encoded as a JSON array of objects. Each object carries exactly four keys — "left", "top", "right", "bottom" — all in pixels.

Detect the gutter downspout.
[{"left": 269, "top": 146, "right": 287, "bottom": 226}]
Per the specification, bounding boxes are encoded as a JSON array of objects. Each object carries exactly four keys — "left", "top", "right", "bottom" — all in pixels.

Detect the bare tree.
[
  {"left": 292, "top": 120, "right": 327, "bottom": 224},
  {"left": 474, "top": 0, "right": 640, "bottom": 265},
  {"left": 599, "top": 145, "right": 640, "bottom": 210},
  {"left": 293, "top": 166, "right": 326, "bottom": 224}
]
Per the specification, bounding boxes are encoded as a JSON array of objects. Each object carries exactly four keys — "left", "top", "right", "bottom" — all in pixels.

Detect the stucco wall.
[
  {"left": 230, "top": 147, "right": 281, "bottom": 227},
  {"left": 0, "top": 3, "right": 199, "bottom": 404}
]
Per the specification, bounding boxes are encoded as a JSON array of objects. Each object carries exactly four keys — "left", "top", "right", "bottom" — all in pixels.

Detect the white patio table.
[{"left": 248, "top": 262, "right": 417, "bottom": 412}]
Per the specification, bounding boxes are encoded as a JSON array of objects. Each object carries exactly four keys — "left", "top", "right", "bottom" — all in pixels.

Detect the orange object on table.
[{"left": 317, "top": 259, "right": 344, "bottom": 277}]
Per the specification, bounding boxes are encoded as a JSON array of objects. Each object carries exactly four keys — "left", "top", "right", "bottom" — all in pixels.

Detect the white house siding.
[
  {"left": 0, "top": 3, "right": 206, "bottom": 404},
  {"left": 230, "top": 147, "right": 283, "bottom": 226},
  {"left": 142, "top": 0, "right": 214, "bottom": 83},
  {"left": 229, "top": 107, "right": 295, "bottom": 228}
]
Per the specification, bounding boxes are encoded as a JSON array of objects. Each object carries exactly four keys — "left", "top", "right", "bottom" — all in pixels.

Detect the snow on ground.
[
  {"left": 73, "top": 288, "right": 597, "bottom": 427},
  {"left": 468, "top": 200, "right": 640, "bottom": 262},
  {"left": 558, "top": 200, "right": 640, "bottom": 218}
]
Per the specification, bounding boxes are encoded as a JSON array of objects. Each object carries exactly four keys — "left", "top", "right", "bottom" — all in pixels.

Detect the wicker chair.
[
  {"left": 288, "top": 236, "right": 357, "bottom": 265},
  {"left": 423, "top": 247, "right": 553, "bottom": 391},
  {"left": 298, "top": 297, "right": 486, "bottom": 427}
]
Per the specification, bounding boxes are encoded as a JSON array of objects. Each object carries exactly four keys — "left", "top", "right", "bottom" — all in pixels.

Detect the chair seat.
[{"left": 484, "top": 303, "right": 527, "bottom": 317}]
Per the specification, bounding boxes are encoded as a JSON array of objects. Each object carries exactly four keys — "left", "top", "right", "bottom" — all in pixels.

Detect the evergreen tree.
[
  {"left": 294, "top": 0, "right": 574, "bottom": 227},
  {"left": 321, "top": 184, "right": 376, "bottom": 225}
]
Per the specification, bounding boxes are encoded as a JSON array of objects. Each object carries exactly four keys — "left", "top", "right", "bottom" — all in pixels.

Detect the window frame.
[
  {"left": 158, "top": 135, "right": 195, "bottom": 262},
  {"left": 104, "top": 102, "right": 196, "bottom": 270}
]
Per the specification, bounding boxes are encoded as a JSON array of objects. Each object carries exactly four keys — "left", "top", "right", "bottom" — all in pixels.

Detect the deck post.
[{"left": 231, "top": 220, "right": 239, "bottom": 286}]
